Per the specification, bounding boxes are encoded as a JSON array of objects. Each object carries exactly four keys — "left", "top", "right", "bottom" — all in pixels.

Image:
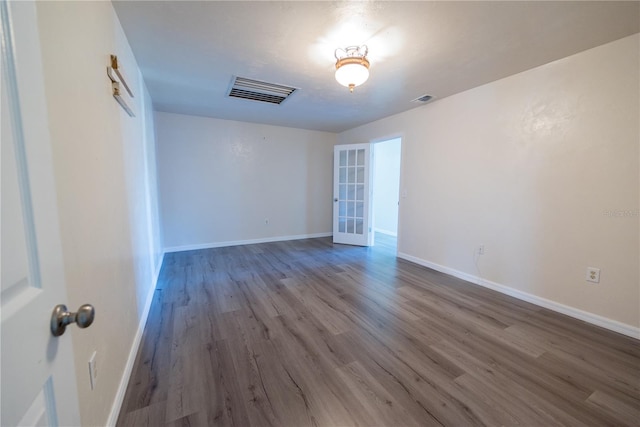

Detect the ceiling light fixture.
[{"left": 334, "top": 45, "right": 370, "bottom": 93}]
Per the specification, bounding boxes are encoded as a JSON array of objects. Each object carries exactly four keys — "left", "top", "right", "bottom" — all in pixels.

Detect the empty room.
[{"left": 1, "top": 1, "right": 639, "bottom": 426}]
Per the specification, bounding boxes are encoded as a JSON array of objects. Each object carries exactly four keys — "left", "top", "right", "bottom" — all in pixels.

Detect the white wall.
[
  {"left": 339, "top": 34, "right": 639, "bottom": 334},
  {"left": 373, "top": 138, "right": 402, "bottom": 236},
  {"left": 156, "top": 112, "right": 336, "bottom": 251},
  {"left": 36, "top": 2, "right": 163, "bottom": 425}
]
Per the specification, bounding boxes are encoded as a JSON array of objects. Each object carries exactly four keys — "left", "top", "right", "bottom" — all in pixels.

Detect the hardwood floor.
[{"left": 117, "top": 235, "right": 640, "bottom": 426}]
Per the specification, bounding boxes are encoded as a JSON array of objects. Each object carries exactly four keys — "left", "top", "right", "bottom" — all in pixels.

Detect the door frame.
[
  {"left": 369, "top": 134, "right": 404, "bottom": 251},
  {"left": 371, "top": 137, "right": 403, "bottom": 249}
]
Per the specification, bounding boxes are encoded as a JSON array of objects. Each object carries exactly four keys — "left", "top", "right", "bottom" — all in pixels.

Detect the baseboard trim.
[
  {"left": 106, "top": 252, "right": 165, "bottom": 426},
  {"left": 164, "top": 232, "right": 333, "bottom": 253},
  {"left": 374, "top": 228, "right": 398, "bottom": 237},
  {"left": 397, "top": 252, "right": 640, "bottom": 340}
]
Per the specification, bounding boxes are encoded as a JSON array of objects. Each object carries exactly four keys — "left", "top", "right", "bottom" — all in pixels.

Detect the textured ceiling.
[{"left": 112, "top": 1, "right": 639, "bottom": 132}]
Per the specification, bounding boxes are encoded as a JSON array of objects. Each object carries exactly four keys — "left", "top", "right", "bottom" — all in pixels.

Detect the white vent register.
[{"left": 227, "top": 76, "right": 297, "bottom": 105}]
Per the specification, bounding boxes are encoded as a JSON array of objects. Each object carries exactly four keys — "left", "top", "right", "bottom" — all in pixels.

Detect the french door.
[{"left": 332, "top": 143, "right": 373, "bottom": 246}]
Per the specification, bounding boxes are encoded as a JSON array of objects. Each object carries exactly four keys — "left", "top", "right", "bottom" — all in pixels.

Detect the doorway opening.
[{"left": 372, "top": 137, "right": 402, "bottom": 252}]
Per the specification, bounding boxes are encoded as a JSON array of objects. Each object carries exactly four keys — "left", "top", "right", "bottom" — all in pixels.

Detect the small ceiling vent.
[
  {"left": 412, "top": 94, "right": 435, "bottom": 103},
  {"left": 227, "top": 76, "right": 297, "bottom": 105}
]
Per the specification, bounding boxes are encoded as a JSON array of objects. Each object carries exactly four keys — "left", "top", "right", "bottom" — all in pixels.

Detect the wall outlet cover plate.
[{"left": 586, "top": 267, "right": 600, "bottom": 283}]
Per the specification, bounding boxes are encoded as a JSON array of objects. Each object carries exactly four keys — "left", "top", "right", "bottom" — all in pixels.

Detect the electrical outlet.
[
  {"left": 586, "top": 267, "right": 600, "bottom": 283},
  {"left": 478, "top": 245, "right": 485, "bottom": 255},
  {"left": 88, "top": 351, "right": 97, "bottom": 390}
]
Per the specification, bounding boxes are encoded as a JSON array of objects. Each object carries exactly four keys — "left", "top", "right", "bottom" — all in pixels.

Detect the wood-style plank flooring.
[{"left": 117, "top": 234, "right": 640, "bottom": 426}]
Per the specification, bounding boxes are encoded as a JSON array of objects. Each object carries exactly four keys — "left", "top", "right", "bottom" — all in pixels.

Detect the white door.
[
  {"left": 1, "top": 1, "right": 82, "bottom": 425},
  {"left": 333, "top": 143, "right": 373, "bottom": 246}
]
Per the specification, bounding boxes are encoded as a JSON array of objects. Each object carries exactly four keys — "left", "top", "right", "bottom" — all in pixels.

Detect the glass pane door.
[{"left": 333, "top": 144, "right": 372, "bottom": 246}]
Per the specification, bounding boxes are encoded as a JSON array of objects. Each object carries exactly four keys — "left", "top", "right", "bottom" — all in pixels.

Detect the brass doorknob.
[{"left": 50, "top": 304, "right": 95, "bottom": 337}]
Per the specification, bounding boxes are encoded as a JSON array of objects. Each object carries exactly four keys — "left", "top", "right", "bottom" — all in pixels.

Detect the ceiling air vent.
[
  {"left": 227, "top": 76, "right": 297, "bottom": 105},
  {"left": 412, "top": 94, "right": 435, "bottom": 103}
]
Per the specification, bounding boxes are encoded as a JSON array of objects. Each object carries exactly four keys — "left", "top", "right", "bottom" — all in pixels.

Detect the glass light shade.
[{"left": 335, "top": 63, "right": 369, "bottom": 88}]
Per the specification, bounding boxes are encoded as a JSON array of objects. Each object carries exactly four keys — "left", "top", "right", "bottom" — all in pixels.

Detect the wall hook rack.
[{"left": 107, "top": 54, "right": 135, "bottom": 117}]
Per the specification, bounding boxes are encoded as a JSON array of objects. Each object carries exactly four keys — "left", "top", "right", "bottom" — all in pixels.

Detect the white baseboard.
[
  {"left": 164, "top": 232, "right": 333, "bottom": 253},
  {"left": 374, "top": 228, "right": 398, "bottom": 237},
  {"left": 397, "top": 252, "right": 640, "bottom": 340},
  {"left": 106, "top": 252, "right": 165, "bottom": 426}
]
